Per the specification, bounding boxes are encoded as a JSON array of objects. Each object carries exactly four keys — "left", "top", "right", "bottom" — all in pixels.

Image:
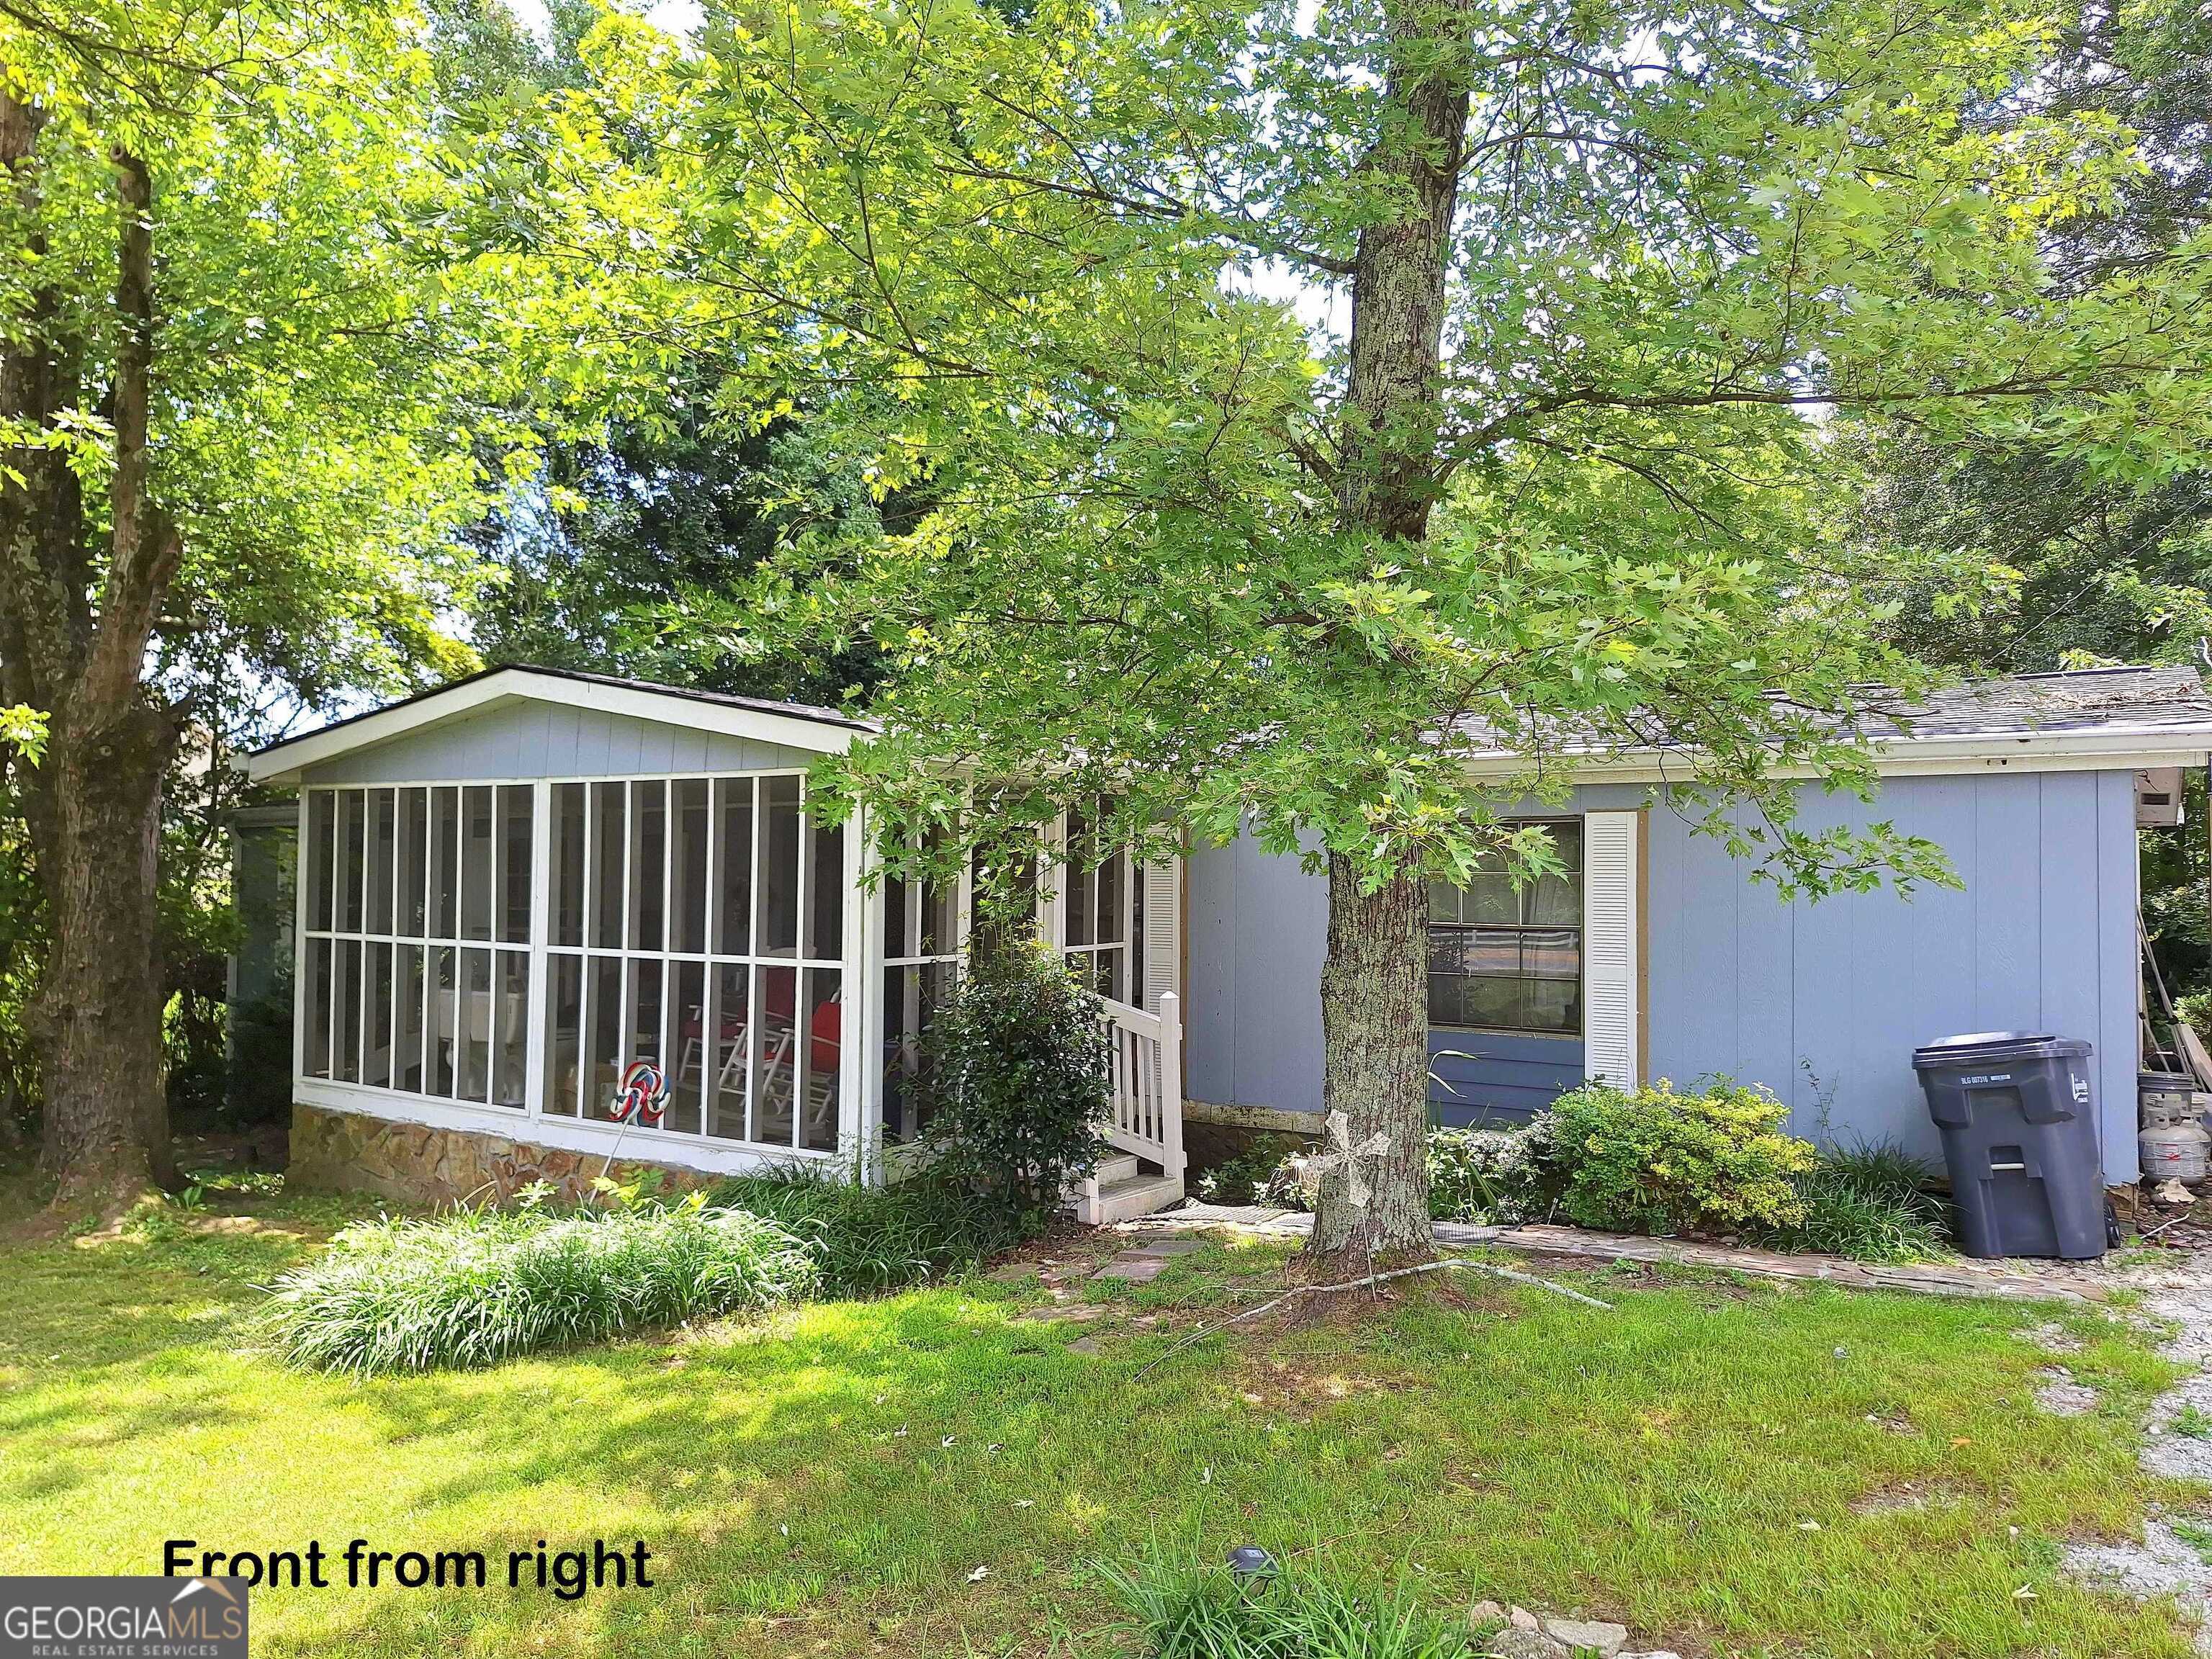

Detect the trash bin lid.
[{"left": 1911, "top": 1031, "right": 2091, "bottom": 1069}]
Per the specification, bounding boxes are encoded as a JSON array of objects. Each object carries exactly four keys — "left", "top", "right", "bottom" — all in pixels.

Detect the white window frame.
[{"left": 1426, "top": 815, "right": 1586, "bottom": 1040}]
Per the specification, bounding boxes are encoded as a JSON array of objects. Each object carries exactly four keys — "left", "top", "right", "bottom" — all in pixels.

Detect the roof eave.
[
  {"left": 240, "top": 667, "right": 873, "bottom": 786},
  {"left": 1457, "top": 721, "right": 2212, "bottom": 786}
]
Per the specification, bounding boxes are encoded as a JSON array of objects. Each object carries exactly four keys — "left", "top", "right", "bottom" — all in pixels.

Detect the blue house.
[
  {"left": 1185, "top": 665, "right": 2212, "bottom": 1183},
  {"left": 237, "top": 662, "right": 2211, "bottom": 1216}
]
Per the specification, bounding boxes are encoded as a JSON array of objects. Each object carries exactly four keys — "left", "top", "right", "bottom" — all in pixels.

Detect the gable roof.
[{"left": 240, "top": 664, "right": 879, "bottom": 785}]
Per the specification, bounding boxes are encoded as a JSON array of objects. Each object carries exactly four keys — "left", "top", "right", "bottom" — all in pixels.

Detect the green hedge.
[{"left": 1210, "top": 1084, "right": 1949, "bottom": 1261}]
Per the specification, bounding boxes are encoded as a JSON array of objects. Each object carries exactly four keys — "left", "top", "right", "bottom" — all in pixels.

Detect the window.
[
  {"left": 1427, "top": 819, "right": 1582, "bottom": 1035},
  {"left": 540, "top": 773, "right": 844, "bottom": 1152},
  {"left": 300, "top": 785, "right": 533, "bottom": 1108}
]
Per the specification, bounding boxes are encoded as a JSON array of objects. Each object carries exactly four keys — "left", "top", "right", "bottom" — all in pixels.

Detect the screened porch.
[{"left": 261, "top": 670, "right": 1184, "bottom": 1190}]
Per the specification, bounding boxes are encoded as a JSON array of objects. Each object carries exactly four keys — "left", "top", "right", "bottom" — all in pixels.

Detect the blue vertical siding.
[
  {"left": 1183, "top": 825, "right": 1328, "bottom": 1112},
  {"left": 1641, "top": 770, "right": 2141, "bottom": 1180},
  {"left": 1186, "top": 786, "right": 1638, "bottom": 1123},
  {"left": 1183, "top": 769, "right": 2144, "bottom": 1179},
  {"left": 1427, "top": 1030, "right": 1583, "bottom": 1125}
]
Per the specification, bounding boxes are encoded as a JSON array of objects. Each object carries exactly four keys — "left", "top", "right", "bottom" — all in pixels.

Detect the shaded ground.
[{"left": 0, "top": 1172, "right": 2205, "bottom": 1658}]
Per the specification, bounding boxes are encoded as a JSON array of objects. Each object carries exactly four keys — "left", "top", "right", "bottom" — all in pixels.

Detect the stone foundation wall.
[{"left": 287, "top": 1101, "right": 723, "bottom": 1208}]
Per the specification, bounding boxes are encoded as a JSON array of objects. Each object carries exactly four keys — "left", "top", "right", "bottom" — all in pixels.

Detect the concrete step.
[
  {"left": 1094, "top": 1151, "right": 1140, "bottom": 1185},
  {"left": 1081, "top": 1171, "right": 1184, "bottom": 1226}
]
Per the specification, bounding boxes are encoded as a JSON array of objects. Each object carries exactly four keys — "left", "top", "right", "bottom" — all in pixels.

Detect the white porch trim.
[{"left": 243, "top": 665, "right": 872, "bottom": 786}]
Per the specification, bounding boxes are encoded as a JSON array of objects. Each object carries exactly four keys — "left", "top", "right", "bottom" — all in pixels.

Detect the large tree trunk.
[
  {"left": 22, "top": 705, "right": 179, "bottom": 1201},
  {"left": 1312, "top": 855, "right": 1434, "bottom": 1256},
  {"left": 1308, "top": 3, "right": 1472, "bottom": 1264},
  {"left": 0, "top": 104, "right": 184, "bottom": 1208}
]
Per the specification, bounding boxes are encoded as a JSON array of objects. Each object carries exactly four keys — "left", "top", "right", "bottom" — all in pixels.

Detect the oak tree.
[{"left": 517, "top": 0, "right": 2212, "bottom": 1255}]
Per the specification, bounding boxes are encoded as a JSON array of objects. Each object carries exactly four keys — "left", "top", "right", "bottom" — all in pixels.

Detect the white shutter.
[
  {"left": 1141, "top": 855, "right": 1182, "bottom": 1015},
  {"left": 1582, "top": 810, "right": 1640, "bottom": 1088}
]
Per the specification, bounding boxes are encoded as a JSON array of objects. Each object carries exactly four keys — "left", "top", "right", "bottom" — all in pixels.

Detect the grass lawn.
[{"left": 0, "top": 1179, "right": 2205, "bottom": 1658}]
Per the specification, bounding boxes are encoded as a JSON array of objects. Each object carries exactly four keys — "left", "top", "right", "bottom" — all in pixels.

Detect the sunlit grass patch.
[{"left": 0, "top": 1191, "right": 2201, "bottom": 1658}]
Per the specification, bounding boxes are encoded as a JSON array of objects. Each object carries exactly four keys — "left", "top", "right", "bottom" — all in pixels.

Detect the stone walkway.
[
  {"left": 1129, "top": 1202, "right": 2114, "bottom": 1303},
  {"left": 2056, "top": 1251, "right": 2212, "bottom": 1653}
]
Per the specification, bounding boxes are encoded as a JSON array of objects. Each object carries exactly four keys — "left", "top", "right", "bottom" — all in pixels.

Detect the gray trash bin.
[{"left": 1912, "top": 1032, "right": 2105, "bottom": 1260}]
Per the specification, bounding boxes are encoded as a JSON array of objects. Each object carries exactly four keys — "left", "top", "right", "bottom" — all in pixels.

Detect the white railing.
[{"left": 1097, "top": 989, "right": 1184, "bottom": 1179}]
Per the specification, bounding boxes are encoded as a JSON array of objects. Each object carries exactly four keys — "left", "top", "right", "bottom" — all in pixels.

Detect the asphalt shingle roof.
[
  {"left": 1442, "top": 665, "right": 2212, "bottom": 757},
  {"left": 1840, "top": 665, "right": 2212, "bottom": 738}
]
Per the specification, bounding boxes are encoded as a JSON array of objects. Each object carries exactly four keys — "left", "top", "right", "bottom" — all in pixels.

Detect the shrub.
[
  {"left": 1753, "top": 1139, "right": 1952, "bottom": 1262},
  {"left": 265, "top": 1202, "right": 818, "bottom": 1375},
  {"left": 1097, "top": 1553, "right": 1475, "bottom": 1659},
  {"left": 1523, "top": 1079, "right": 1815, "bottom": 1237},
  {"left": 1195, "top": 1136, "right": 1308, "bottom": 1206},
  {"left": 1816, "top": 1137, "right": 1948, "bottom": 1210},
  {"left": 2179, "top": 989, "right": 2212, "bottom": 1038},
  {"left": 711, "top": 1167, "right": 1027, "bottom": 1295},
  {"left": 920, "top": 941, "right": 1110, "bottom": 1219},
  {"left": 1194, "top": 1110, "right": 1941, "bottom": 1257},
  {"left": 1218, "top": 1128, "right": 1537, "bottom": 1223},
  {"left": 1425, "top": 1128, "right": 1537, "bottom": 1223}
]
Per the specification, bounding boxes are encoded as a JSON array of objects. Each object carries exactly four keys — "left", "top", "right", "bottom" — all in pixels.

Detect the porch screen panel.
[
  {"left": 499, "top": 785, "right": 534, "bottom": 945},
  {"left": 461, "top": 786, "right": 494, "bottom": 942},
  {"left": 299, "top": 783, "right": 531, "bottom": 1110},
  {"left": 540, "top": 771, "right": 845, "bottom": 1153},
  {"left": 1062, "top": 801, "right": 1138, "bottom": 1004},
  {"left": 397, "top": 944, "right": 426, "bottom": 1092},
  {"left": 364, "top": 943, "right": 393, "bottom": 1088},
  {"left": 304, "top": 937, "right": 333, "bottom": 1078},
  {"left": 882, "top": 834, "right": 961, "bottom": 1145}
]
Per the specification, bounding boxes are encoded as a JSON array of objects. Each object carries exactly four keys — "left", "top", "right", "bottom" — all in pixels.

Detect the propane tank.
[
  {"left": 2141, "top": 1079, "right": 2206, "bottom": 1126},
  {"left": 2141, "top": 1118, "right": 2212, "bottom": 1184}
]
